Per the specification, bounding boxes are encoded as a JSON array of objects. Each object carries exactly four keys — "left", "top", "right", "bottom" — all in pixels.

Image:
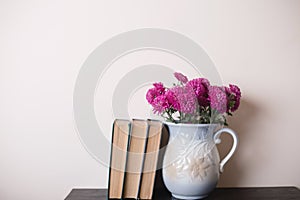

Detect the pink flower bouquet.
[{"left": 146, "top": 72, "right": 241, "bottom": 125}]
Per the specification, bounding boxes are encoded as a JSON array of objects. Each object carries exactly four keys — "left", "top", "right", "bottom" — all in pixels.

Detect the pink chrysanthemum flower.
[
  {"left": 187, "top": 78, "right": 210, "bottom": 107},
  {"left": 208, "top": 86, "right": 227, "bottom": 114},
  {"left": 153, "top": 82, "right": 165, "bottom": 93},
  {"left": 171, "top": 85, "right": 197, "bottom": 114},
  {"left": 165, "top": 90, "right": 180, "bottom": 111},
  {"left": 146, "top": 82, "right": 165, "bottom": 104},
  {"left": 225, "top": 84, "right": 241, "bottom": 112},
  {"left": 174, "top": 72, "right": 188, "bottom": 84},
  {"left": 151, "top": 94, "right": 170, "bottom": 114}
]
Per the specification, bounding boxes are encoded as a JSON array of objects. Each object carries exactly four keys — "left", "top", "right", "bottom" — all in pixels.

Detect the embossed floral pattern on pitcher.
[{"left": 162, "top": 123, "right": 238, "bottom": 200}]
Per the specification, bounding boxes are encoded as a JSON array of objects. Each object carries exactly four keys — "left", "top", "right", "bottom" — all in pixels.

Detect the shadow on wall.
[{"left": 217, "top": 98, "right": 261, "bottom": 187}]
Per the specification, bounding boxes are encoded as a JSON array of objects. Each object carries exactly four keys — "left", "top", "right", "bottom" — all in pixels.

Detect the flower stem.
[{"left": 166, "top": 110, "right": 175, "bottom": 123}]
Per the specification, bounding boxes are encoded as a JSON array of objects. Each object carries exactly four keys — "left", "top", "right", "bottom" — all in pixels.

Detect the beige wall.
[
  {"left": 211, "top": 1, "right": 300, "bottom": 187},
  {"left": 0, "top": 0, "right": 299, "bottom": 199}
]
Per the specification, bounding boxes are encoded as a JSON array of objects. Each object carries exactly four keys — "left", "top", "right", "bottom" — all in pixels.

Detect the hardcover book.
[
  {"left": 108, "top": 119, "right": 131, "bottom": 199},
  {"left": 139, "top": 120, "right": 164, "bottom": 199},
  {"left": 122, "top": 119, "right": 149, "bottom": 199}
]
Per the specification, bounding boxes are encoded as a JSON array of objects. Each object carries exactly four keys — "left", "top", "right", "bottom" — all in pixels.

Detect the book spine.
[
  {"left": 121, "top": 122, "right": 132, "bottom": 200},
  {"left": 140, "top": 120, "right": 164, "bottom": 199},
  {"left": 136, "top": 120, "right": 150, "bottom": 199},
  {"left": 108, "top": 120, "right": 131, "bottom": 200},
  {"left": 123, "top": 119, "right": 149, "bottom": 199},
  {"left": 107, "top": 120, "right": 116, "bottom": 200}
]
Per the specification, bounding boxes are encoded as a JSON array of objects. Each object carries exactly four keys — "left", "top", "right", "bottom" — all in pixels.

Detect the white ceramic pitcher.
[{"left": 162, "top": 122, "right": 238, "bottom": 199}]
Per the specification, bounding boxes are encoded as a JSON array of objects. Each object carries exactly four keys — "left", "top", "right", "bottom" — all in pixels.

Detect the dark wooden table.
[{"left": 65, "top": 187, "right": 300, "bottom": 200}]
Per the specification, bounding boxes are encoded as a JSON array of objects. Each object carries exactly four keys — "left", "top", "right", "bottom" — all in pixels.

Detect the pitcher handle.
[{"left": 213, "top": 128, "right": 238, "bottom": 173}]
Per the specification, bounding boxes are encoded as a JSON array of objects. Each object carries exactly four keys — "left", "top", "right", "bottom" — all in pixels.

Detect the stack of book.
[{"left": 108, "top": 119, "right": 168, "bottom": 200}]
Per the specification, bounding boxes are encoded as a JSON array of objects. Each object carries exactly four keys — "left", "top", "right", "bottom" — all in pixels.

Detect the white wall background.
[{"left": 1, "top": 0, "right": 300, "bottom": 199}]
